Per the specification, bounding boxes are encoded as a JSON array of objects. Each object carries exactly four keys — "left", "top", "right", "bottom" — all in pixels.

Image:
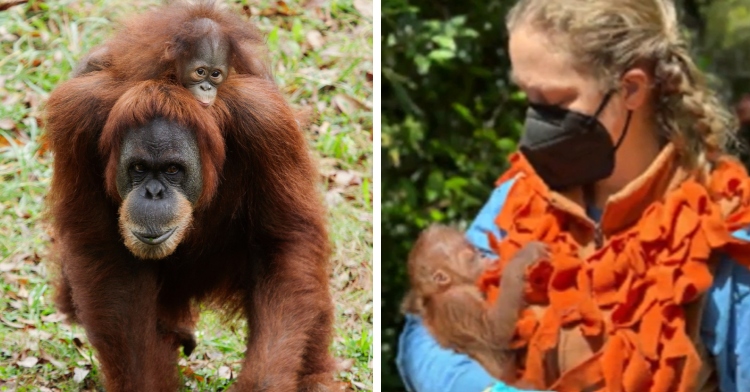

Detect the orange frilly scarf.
[{"left": 476, "top": 152, "right": 750, "bottom": 391}]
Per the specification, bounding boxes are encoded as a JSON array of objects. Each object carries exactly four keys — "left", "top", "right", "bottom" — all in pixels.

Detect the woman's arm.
[
  {"left": 464, "top": 179, "right": 516, "bottom": 258},
  {"left": 396, "top": 180, "right": 534, "bottom": 392},
  {"left": 732, "top": 262, "right": 750, "bottom": 392},
  {"left": 397, "top": 314, "right": 499, "bottom": 392},
  {"left": 702, "top": 228, "right": 750, "bottom": 392},
  {"left": 729, "top": 227, "right": 750, "bottom": 392}
]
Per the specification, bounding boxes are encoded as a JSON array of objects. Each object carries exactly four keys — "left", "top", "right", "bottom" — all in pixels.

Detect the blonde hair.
[{"left": 507, "top": 0, "right": 737, "bottom": 169}]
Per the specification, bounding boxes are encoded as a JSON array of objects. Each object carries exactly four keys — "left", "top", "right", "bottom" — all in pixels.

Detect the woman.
[{"left": 396, "top": 1, "right": 750, "bottom": 391}]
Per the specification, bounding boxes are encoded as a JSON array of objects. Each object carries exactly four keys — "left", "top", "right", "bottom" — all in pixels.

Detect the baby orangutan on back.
[{"left": 403, "top": 225, "right": 548, "bottom": 386}]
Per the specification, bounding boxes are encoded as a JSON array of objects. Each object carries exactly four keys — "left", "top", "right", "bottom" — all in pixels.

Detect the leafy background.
[
  {"left": 0, "top": 0, "right": 372, "bottom": 390},
  {"left": 381, "top": 0, "right": 750, "bottom": 390}
]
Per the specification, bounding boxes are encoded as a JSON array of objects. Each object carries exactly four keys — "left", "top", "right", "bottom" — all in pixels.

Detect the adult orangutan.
[
  {"left": 45, "top": 58, "right": 333, "bottom": 392},
  {"left": 402, "top": 225, "right": 547, "bottom": 386}
]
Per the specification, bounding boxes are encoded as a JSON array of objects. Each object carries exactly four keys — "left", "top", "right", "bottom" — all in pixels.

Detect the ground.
[{"left": 0, "top": 0, "right": 373, "bottom": 390}]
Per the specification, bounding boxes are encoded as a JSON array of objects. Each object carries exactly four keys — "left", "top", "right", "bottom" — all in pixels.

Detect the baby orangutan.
[
  {"left": 72, "top": 1, "right": 271, "bottom": 107},
  {"left": 403, "top": 225, "right": 548, "bottom": 385}
]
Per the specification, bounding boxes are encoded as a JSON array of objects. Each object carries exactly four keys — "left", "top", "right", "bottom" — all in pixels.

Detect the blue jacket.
[{"left": 396, "top": 179, "right": 750, "bottom": 392}]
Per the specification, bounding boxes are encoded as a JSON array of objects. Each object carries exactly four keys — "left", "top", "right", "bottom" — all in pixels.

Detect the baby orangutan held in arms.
[{"left": 403, "top": 225, "right": 547, "bottom": 387}]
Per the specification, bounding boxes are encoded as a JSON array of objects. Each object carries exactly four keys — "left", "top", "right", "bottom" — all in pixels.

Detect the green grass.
[{"left": 0, "top": 0, "right": 373, "bottom": 390}]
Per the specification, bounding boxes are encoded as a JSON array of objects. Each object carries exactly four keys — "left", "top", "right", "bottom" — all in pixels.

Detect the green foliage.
[
  {"left": 694, "top": 0, "right": 750, "bottom": 167},
  {"left": 381, "top": 0, "right": 526, "bottom": 389},
  {"left": 698, "top": 0, "right": 750, "bottom": 98}
]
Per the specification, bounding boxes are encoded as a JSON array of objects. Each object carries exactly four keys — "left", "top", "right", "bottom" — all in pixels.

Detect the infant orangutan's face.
[{"left": 452, "top": 241, "right": 492, "bottom": 282}]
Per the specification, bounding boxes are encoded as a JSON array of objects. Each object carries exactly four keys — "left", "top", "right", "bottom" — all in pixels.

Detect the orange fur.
[{"left": 45, "top": 2, "right": 334, "bottom": 387}]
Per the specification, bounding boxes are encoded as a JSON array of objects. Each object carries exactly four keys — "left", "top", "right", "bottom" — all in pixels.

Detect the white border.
[{"left": 372, "top": 0, "right": 382, "bottom": 389}]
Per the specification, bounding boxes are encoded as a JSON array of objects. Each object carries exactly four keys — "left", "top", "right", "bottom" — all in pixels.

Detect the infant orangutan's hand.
[{"left": 502, "top": 241, "right": 549, "bottom": 283}]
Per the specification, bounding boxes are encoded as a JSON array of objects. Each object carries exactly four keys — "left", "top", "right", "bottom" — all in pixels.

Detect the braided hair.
[{"left": 506, "top": 0, "right": 737, "bottom": 170}]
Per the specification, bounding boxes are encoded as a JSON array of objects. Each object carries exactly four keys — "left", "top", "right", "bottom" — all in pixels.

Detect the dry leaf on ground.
[
  {"left": 72, "top": 367, "right": 89, "bottom": 383},
  {"left": 306, "top": 30, "right": 324, "bottom": 50},
  {"left": 332, "top": 94, "right": 370, "bottom": 116},
  {"left": 353, "top": 0, "right": 371, "bottom": 18},
  {"left": 325, "top": 189, "right": 345, "bottom": 206},
  {"left": 331, "top": 170, "right": 363, "bottom": 187},
  {"left": 218, "top": 365, "right": 232, "bottom": 380},
  {"left": 41, "top": 312, "right": 67, "bottom": 323},
  {"left": 0, "top": 118, "right": 15, "bottom": 130},
  {"left": 17, "top": 356, "right": 39, "bottom": 368}
]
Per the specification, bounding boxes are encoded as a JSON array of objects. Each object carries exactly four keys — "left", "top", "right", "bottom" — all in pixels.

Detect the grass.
[{"left": 0, "top": 0, "right": 373, "bottom": 390}]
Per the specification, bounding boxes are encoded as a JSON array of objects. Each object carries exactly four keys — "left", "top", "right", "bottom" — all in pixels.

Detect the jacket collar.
[{"left": 543, "top": 143, "right": 687, "bottom": 235}]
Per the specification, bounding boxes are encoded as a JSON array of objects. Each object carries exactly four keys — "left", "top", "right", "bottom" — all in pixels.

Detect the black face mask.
[{"left": 518, "top": 92, "right": 632, "bottom": 191}]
